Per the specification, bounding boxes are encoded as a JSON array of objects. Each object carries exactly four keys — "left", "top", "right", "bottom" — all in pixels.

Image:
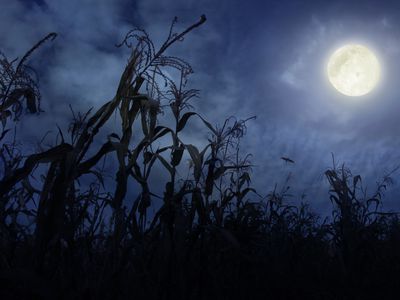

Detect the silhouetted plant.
[{"left": 2, "top": 16, "right": 400, "bottom": 300}]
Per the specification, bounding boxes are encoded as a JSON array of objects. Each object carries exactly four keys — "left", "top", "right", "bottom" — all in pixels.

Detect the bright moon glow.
[{"left": 327, "top": 44, "right": 380, "bottom": 97}]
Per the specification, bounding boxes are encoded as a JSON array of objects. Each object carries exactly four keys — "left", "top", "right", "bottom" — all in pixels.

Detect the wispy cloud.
[{"left": 2, "top": 0, "right": 400, "bottom": 213}]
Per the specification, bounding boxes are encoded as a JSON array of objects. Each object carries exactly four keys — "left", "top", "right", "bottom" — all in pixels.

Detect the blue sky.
[{"left": 2, "top": 0, "right": 400, "bottom": 214}]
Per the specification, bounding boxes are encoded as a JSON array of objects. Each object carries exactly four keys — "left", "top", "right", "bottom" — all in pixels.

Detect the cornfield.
[{"left": 1, "top": 16, "right": 400, "bottom": 300}]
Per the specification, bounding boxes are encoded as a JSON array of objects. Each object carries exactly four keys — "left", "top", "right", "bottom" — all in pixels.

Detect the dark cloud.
[{"left": 2, "top": 0, "right": 400, "bottom": 214}]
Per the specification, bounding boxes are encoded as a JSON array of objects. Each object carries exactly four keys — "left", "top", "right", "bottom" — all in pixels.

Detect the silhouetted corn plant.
[
  {"left": 325, "top": 156, "right": 399, "bottom": 287},
  {"left": 0, "top": 33, "right": 57, "bottom": 140},
  {"left": 3, "top": 15, "right": 400, "bottom": 300}
]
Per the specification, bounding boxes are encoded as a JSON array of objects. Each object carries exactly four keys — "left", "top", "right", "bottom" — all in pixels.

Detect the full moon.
[{"left": 327, "top": 44, "right": 380, "bottom": 97}]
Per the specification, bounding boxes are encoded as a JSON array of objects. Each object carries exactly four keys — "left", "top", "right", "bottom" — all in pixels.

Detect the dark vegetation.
[{"left": 1, "top": 16, "right": 400, "bottom": 300}]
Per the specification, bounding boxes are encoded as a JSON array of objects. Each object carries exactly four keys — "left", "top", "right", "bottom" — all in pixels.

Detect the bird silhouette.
[{"left": 281, "top": 156, "right": 295, "bottom": 164}]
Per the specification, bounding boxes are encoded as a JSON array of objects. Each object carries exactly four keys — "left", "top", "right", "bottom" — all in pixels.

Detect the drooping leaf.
[
  {"left": 171, "top": 145, "right": 184, "bottom": 166},
  {"left": 177, "top": 112, "right": 196, "bottom": 132},
  {"left": 155, "top": 153, "right": 174, "bottom": 176},
  {"left": 186, "top": 144, "right": 201, "bottom": 182}
]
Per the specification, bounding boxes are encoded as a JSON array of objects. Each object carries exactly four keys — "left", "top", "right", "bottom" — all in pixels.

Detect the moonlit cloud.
[{"left": 3, "top": 0, "right": 400, "bottom": 214}]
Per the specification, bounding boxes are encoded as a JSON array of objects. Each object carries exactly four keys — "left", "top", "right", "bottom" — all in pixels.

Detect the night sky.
[{"left": 2, "top": 0, "right": 400, "bottom": 214}]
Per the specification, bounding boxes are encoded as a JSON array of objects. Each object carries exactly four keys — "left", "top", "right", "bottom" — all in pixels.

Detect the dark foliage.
[{"left": 1, "top": 16, "right": 400, "bottom": 300}]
